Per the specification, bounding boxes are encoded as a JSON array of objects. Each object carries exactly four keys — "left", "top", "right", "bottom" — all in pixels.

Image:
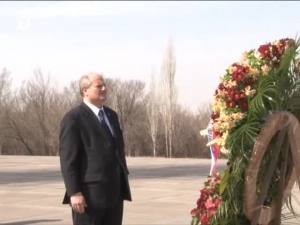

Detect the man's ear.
[{"left": 82, "top": 87, "right": 87, "bottom": 96}]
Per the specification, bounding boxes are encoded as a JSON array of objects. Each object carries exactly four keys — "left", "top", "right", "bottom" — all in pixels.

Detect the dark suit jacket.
[{"left": 59, "top": 102, "right": 132, "bottom": 208}]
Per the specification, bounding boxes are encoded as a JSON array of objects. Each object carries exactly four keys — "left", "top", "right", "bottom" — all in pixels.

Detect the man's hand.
[{"left": 70, "top": 192, "right": 87, "bottom": 214}]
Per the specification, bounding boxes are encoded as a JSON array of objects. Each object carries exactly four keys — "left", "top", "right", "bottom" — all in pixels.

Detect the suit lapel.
[{"left": 80, "top": 103, "right": 108, "bottom": 138}]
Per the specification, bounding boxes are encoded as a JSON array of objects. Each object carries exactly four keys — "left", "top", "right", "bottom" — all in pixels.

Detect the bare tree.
[
  {"left": 172, "top": 104, "right": 204, "bottom": 157},
  {"left": 104, "top": 78, "right": 122, "bottom": 114},
  {"left": 25, "top": 69, "right": 58, "bottom": 155},
  {"left": 0, "top": 68, "right": 12, "bottom": 154},
  {"left": 4, "top": 68, "right": 64, "bottom": 155},
  {"left": 105, "top": 78, "right": 146, "bottom": 156},
  {"left": 160, "top": 38, "right": 177, "bottom": 158},
  {"left": 197, "top": 101, "right": 212, "bottom": 128},
  {"left": 3, "top": 93, "right": 36, "bottom": 155},
  {"left": 0, "top": 68, "right": 12, "bottom": 102},
  {"left": 63, "top": 80, "right": 82, "bottom": 109},
  {"left": 0, "top": 66, "right": 213, "bottom": 159},
  {"left": 146, "top": 69, "right": 159, "bottom": 157}
]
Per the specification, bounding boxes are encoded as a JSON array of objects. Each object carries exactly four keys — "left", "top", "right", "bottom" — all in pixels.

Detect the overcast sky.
[{"left": 0, "top": 1, "right": 299, "bottom": 112}]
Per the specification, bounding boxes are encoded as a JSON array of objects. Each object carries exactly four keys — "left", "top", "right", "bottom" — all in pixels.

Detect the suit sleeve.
[
  {"left": 115, "top": 112, "right": 129, "bottom": 175},
  {"left": 59, "top": 111, "right": 81, "bottom": 196},
  {"left": 115, "top": 113, "right": 125, "bottom": 153}
]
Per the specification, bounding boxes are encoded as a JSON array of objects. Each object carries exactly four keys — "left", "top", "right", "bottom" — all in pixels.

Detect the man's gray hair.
[{"left": 79, "top": 73, "right": 105, "bottom": 96}]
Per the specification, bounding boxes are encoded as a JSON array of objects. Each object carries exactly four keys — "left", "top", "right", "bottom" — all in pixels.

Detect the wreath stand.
[{"left": 244, "top": 111, "right": 300, "bottom": 225}]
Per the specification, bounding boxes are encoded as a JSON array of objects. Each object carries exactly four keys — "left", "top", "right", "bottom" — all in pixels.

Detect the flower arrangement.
[
  {"left": 192, "top": 36, "right": 300, "bottom": 225},
  {"left": 190, "top": 173, "right": 222, "bottom": 225},
  {"left": 210, "top": 38, "right": 296, "bottom": 155}
]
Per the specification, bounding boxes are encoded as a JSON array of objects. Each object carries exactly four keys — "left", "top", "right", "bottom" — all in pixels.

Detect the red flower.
[
  {"left": 211, "top": 112, "right": 220, "bottom": 122},
  {"left": 191, "top": 173, "right": 222, "bottom": 225},
  {"left": 214, "top": 197, "right": 222, "bottom": 206},
  {"left": 226, "top": 100, "right": 236, "bottom": 108},
  {"left": 243, "top": 77, "right": 255, "bottom": 86},
  {"left": 200, "top": 214, "right": 210, "bottom": 225},
  {"left": 214, "top": 131, "right": 221, "bottom": 137},
  {"left": 238, "top": 99, "right": 248, "bottom": 110},
  {"left": 278, "top": 39, "right": 286, "bottom": 53},
  {"left": 190, "top": 208, "right": 198, "bottom": 216},
  {"left": 271, "top": 45, "right": 280, "bottom": 59},
  {"left": 218, "top": 83, "right": 225, "bottom": 90},
  {"left": 205, "top": 198, "right": 215, "bottom": 209},
  {"left": 258, "top": 44, "right": 272, "bottom": 60},
  {"left": 230, "top": 65, "right": 250, "bottom": 83}
]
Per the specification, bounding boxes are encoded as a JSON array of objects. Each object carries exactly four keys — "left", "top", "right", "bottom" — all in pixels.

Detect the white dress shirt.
[{"left": 83, "top": 99, "right": 114, "bottom": 136}]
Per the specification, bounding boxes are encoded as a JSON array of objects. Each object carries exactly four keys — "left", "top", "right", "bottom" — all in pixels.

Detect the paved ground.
[{"left": 0, "top": 156, "right": 299, "bottom": 225}]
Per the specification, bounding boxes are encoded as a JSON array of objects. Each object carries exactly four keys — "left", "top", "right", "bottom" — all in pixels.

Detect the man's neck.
[{"left": 83, "top": 98, "right": 103, "bottom": 109}]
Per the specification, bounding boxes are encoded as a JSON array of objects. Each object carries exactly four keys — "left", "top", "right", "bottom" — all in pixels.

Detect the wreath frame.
[{"left": 244, "top": 111, "right": 300, "bottom": 225}]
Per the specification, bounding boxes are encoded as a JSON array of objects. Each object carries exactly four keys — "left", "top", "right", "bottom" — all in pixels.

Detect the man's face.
[{"left": 84, "top": 75, "right": 107, "bottom": 104}]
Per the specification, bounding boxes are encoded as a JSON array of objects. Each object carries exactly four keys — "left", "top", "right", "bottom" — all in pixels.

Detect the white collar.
[{"left": 83, "top": 99, "right": 104, "bottom": 116}]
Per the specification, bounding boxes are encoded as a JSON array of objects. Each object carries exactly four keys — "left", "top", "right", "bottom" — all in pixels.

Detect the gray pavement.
[{"left": 0, "top": 156, "right": 299, "bottom": 225}]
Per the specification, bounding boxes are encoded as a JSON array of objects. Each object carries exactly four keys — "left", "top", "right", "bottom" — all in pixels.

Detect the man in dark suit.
[{"left": 59, "top": 72, "right": 132, "bottom": 225}]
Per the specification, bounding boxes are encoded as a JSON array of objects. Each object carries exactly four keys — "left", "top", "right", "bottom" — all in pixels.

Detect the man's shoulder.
[{"left": 62, "top": 104, "right": 82, "bottom": 120}]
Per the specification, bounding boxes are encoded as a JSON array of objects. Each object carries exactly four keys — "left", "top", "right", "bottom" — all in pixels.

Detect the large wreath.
[{"left": 191, "top": 37, "right": 300, "bottom": 225}]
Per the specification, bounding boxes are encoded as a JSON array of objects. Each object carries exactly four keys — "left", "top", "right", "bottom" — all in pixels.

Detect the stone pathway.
[{"left": 0, "top": 156, "right": 299, "bottom": 224}]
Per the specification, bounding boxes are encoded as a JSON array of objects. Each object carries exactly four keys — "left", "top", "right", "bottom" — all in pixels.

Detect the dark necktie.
[{"left": 98, "top": 109, "right": 114, "bottom": 142}]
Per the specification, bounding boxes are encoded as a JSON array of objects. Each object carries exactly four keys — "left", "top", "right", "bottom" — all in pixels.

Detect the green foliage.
[{"left": 213, "top": 37, "right": 300, "bottom": 224}]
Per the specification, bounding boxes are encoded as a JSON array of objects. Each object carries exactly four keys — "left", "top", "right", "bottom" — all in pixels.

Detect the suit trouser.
[
  {"left": 72, "top": 199, "right": 124, "bottom": 225},
  {"left": 72, "top": 166, "right": 126, "bottom": 225}
]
